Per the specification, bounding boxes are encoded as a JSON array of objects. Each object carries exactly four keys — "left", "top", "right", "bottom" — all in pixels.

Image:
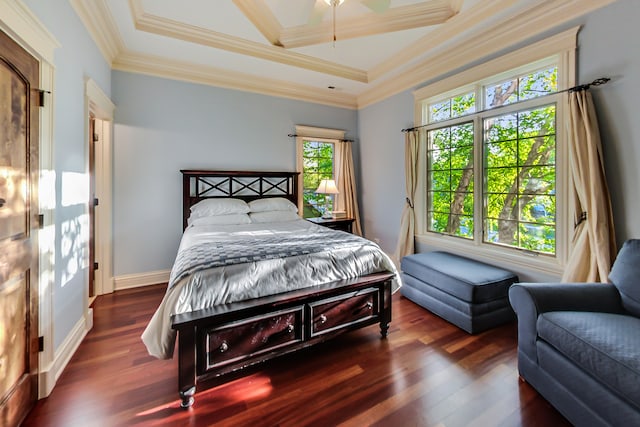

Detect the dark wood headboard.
[{"left": 181, "top": 170, "right": 299, "bottom": 230}]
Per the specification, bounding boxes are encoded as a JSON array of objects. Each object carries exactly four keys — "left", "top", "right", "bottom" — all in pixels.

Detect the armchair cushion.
[
  {"left": 508, "top": 283, "right": 623, "bottom": 360},
  {"left": 538, "top": 311, "right": 640, "bottom": 408},
  {"left": 608, "top": 239, "right": 640, "bottom": 317}
]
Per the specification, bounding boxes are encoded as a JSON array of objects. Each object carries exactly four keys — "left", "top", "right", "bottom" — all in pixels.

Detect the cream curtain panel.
[
  {"left": 394, "top": 128, "right": 423, "bottom": 261},
  {"left": 336, "top": 140, "right": 363, "bottom": 236},
  {"left": 561, "top": 89, "right": 616, "bottom": 282}
]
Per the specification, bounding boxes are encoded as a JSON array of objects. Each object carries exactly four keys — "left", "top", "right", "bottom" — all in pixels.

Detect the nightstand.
[{"left": 307, "top": 217, "right": 355, "bottom": 233}]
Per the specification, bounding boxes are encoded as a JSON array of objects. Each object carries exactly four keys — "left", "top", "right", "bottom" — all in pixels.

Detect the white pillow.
[
  {"left": 190, "top": 198, "right": 250, "bottom": 218},
  {"left": 248, "top": 197, "right": 298, "bottom": 213},
  {"left": 188, "top": 214, "right": 251, "bottom": 227},
  {"left": 250, "top": 211, "right": 300, "bottom": 223}
]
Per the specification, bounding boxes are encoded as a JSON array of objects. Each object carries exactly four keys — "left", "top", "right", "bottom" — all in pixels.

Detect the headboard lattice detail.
[{"left": 181, "top": 170, "right": 299, "bottom": 230}]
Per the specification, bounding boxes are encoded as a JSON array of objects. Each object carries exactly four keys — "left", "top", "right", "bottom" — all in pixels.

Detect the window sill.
[{"left": 415, "top": 233, "right": 565, "bottom": 279}]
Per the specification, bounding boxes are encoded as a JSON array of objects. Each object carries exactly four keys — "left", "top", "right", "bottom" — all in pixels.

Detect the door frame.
[
  {"left": 1, "top": 0, "right": 58, "bottom": 399},
  {"left": 85, "top": 78, "right": 114, "bottom": 297}
]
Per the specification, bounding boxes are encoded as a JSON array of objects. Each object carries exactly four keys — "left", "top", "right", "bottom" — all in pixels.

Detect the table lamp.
[{"left": 315, "top": 179, "right": 339, "bottom": 219}]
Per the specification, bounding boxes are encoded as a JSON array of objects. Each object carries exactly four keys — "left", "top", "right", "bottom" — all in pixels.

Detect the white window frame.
[
  {"left": 412, "top": 28, "right": 577, "bottom": 277},
  {"left": 294, "top": 125, "right": 345, "bottom": 216}
]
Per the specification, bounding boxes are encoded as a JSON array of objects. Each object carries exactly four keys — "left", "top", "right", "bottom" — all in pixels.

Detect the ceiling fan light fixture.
[{"left": 323, "top": 0, "right": 345, "bottom": 6}]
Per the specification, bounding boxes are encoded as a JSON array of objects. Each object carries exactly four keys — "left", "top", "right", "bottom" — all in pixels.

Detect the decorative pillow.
[
  {"left": 249, "top": 211, "right": 300, "bottom": 223},
  {"left": 188, "top": 214, "right": 251, "bottom": 227},
  {"left": 248, "top": 197, "right": 298, "bottom": 213},
  {"left": 609, "top": 239, "right": 640, "bottom": 317},
  {"left": 189, "top": 198, "right": 250, "bottom": 218}
]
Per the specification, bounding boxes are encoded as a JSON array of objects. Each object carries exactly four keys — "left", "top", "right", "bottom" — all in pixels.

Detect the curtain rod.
[
  {"left": 401, "top": 77, "right": 611, "bottom": 133},
  {"left": 288, "top": 133, "right": 354, "bottom": 142}
]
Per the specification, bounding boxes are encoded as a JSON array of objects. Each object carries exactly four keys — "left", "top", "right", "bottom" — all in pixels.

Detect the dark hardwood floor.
[{"left": 22, "top": 285, "right": 569, "bottom": 427}]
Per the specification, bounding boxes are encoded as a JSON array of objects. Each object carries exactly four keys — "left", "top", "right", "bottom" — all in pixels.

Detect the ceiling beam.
[
  {"left": 129, "top": 0, "right": 369, "bottom": 83},
  {"left": 278, "top": 0, "right": 458, "bottom": 49},
  {"left": 232, "top": 0, "right": 283, "bottom": 47}
]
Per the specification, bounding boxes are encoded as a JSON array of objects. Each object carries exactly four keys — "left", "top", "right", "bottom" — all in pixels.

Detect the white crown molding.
[
  {"left": 112, "top": 50, "right": 358, "bottom": 109},
  {"left": 129, "top": 0, "right": 368, "bottom": 83},
  {"left": 69, "top": 0, "right": 124, "bottom": 65},
  {"left": 233, "top": 0, "right": 283, "bottom": 46},
  {"left": 0, "top": 0, "right": 59, "bottom": 63},
  {"left": 412, "top": 27, "right": 579, "bottom": 102},
  {"left": 278, "top": 0, "right": 457, "bottom": 49},
  {"left": 357, "top": 0, "right": 617, "bottom": 108},
  {"left": 368, "top": 0, "right": 519, "bottom": 82}
]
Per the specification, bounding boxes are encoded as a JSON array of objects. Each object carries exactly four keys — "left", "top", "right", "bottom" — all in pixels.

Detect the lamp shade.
[{"left": 315, "top": 179, "right": 339, "bottom": 194}]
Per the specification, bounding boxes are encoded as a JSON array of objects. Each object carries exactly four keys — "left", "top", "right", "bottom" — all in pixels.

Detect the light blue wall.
[
  {"left": 578, "top": 0, "right": 640, "bottom": 249},
  {"left": 358, "top": 91, "right": 413, "bottom": 252},
  {"left": 24, "top": 0, "right": 111, "bottom": 350},
  {"left": 357, "top": 0, "right": 639, "bottom": 277},
  {"left": 111, "top": 71, "right": 358, "bottom": 276}
]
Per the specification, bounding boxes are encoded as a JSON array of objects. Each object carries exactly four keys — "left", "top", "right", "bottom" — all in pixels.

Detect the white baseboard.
[
  {"left": 38, "top": 308, "right": 93, "bottom": 398},
  {"left": 114, "top": 269, "right": 170, "bottom": 290}
]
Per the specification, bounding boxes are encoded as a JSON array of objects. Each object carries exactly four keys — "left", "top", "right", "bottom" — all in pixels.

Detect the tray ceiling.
[{"left": 70, "top": 0, "right": 617, "bottom": 109}]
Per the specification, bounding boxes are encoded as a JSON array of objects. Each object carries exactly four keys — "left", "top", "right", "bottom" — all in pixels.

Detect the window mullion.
[{"left": 474, "top": 114, "right": 484, "bottom": 245}]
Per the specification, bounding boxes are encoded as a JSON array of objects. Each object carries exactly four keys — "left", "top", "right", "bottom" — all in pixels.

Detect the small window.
[
  {"left": 301, "top": 140, "right": 335, "bottom": 218},
  {"left": 428, "top": 91, "right": 476, "bottom": 123}
]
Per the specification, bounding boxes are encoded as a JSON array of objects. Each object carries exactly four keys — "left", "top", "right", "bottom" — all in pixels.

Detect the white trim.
[
  {"left": 113, "top": 51, "right": 358, "bottom": 110},
  {"left": 85, "top": 79, "right": 115, "bottom": 296},
  {"left": 69, "top": 0, "right": 123, "bottom": 64},
  {"left": 294, "top": 125, "right": 346, "bottom": 140},
  {"left": 114, "top": 270, "right": 171, "bottom": 290},
  {"left": 37, "top": 61, "right": 56, "bottom": 400},
  {"left": 38, "top": 311, "right": 92, "bottom": 398},
  {"left": 412, "top": 27, "right": 579, "bottom": 102},
  {"left": 129, "top": 0, "right": 367, "bottom": 83},
  {"left": 0, "top": 0, "right": 59, "bottom": 63},
  {"left": 358, "top": 0, "right": 614, "bottom": 108}
]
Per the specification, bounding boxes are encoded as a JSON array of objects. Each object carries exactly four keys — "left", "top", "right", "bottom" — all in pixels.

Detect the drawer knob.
[
  {"left": 366, "top": 301, "right": 373, "bottom": 310},
  {"left": 319, "top": 314, "right": 327, "bottom": 324},
  {"left": 219, "top": 341, "right": 229, "bottom": 353},
  {"left": 286, "top": 324, "right": 294, "bottom": 333}
]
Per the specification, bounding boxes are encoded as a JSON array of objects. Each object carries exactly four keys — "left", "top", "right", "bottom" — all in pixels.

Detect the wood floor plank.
[{"left": 22, "top": 284, "right": 570, "bottom": 426}]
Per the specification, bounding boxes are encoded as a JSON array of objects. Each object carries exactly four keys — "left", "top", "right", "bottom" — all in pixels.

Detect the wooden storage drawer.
[
  {"left": 310, "top": 288, "right": 379, "bottom": 336},
  {"left": 204, "top": 307, "right": 303, "bottom": 370}
]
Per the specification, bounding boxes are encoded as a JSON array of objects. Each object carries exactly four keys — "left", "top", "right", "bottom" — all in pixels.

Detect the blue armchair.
[{"left": 509, "top": 239, "right": 640, "bottom": 426}]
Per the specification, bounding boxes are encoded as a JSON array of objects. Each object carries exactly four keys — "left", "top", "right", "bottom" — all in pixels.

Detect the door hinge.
[
  {"left": 93, "top": 132, "right": 99, "bottom": 142},
  {"left": 94, "top": 262, "right": 99, "bottom": 271},
  {"left": 93, "top": 198, "right": 99, "bottom": 207},
  {"left": 37, "top": 214, "right": 44, "bottom": 229},
  {"left": 38, "top": 336, "right": 44, "bottom": 352},
  {"left": 37, "top": 89, "right": 50, "bottom": 107}
]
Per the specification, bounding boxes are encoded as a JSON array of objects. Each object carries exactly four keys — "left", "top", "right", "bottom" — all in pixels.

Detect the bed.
[{"left": 142, "top": 170, "right": 399, "bottom": 408}]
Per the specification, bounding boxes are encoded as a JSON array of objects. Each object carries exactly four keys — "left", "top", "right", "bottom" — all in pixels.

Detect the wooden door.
[{"left": 0, "top": 29, "right": 40, "bottom": 427}]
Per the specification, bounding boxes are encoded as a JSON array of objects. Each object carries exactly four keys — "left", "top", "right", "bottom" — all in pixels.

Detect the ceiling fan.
[{"left": 308, "top": 0, "right": 391, "bottom": 26}]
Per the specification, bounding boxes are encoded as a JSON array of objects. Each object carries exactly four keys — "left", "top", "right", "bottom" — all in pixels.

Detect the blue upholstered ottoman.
[{"left": 401, "top": 251, "right": 518, "bottom": 333}]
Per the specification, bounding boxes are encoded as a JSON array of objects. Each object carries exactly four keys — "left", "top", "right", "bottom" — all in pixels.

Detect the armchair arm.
[{"left": 508, "top": 283, "right": 623, "bottom": 361}]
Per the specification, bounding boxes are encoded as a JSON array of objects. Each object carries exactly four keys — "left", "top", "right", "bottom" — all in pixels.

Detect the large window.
[{"left": 422, "top": 62, "right": 560, "bottom": 256}]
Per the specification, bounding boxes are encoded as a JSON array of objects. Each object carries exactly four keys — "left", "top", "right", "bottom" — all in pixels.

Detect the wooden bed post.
[
  {"left": 380, "top": 279, "right": 392, "bottom": 338},
  {"left": 177, "top": 326, "right": 196, "bottom": 408}
]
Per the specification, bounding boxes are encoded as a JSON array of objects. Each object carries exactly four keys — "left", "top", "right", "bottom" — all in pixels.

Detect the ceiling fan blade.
[
  {"left": 360, "top": 0, "right": 391, "bottom": 13},
  {"left": 308, "top": 0, "right": 330, "bottom": 25}
]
